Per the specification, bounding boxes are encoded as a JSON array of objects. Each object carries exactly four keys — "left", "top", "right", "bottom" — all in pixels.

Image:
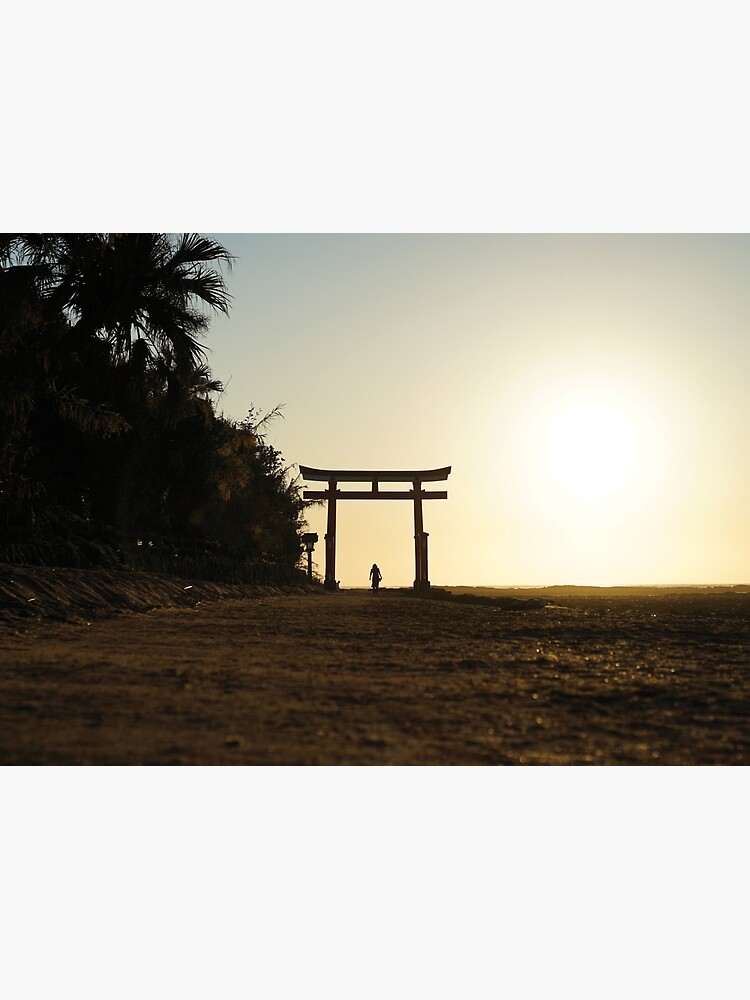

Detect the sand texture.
[{"left": 1, "top": 566, "right": 749, "bottom": 764}]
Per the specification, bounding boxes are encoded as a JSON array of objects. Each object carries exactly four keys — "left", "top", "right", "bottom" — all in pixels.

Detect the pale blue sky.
[{"left": 206, "top": 235, "right": 750, "bottom": 587}]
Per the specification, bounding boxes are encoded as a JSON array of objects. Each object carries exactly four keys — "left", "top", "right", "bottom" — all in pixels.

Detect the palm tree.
[
  {"left": 0, "top": 246, "right": 126, "bottom": 500},
  {"left": 14, "top": 233, "right": 233, "bottom": 371},
  {"left": 2, "top": 234, "right": 234, "bottom": 536}
]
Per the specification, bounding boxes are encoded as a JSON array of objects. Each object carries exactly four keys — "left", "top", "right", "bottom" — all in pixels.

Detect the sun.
[
  {"left": 499, "top": 362, "right": 668, "bottom": 533},
  {"left": 542, "top": 395, "right": 639, "bottom": 501},
  {"left": 487, "top": 347, "right": 684, "bottom": 583}
]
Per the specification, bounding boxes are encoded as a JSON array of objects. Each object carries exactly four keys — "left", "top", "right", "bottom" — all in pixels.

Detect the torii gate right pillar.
[{"left": 413, "top": 480, "right": 430, "bottom": 591}]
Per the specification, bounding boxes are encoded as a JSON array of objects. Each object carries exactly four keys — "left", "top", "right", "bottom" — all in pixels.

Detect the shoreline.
[{"left": 3, "top": 562, "right": 748, "bottom": 630}]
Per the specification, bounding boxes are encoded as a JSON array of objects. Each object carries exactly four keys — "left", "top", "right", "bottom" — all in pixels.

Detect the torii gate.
[{"left": 299, "top": 465, "right": 451, "bottom": 591}]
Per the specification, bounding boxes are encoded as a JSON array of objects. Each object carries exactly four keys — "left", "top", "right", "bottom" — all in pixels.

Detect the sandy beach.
[{"left": 1, "top": 567, "right": 748, "bottom": 765}]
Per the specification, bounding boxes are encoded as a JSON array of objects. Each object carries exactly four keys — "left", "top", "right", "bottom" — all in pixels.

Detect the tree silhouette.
[{"left": 0, "top": 235, "right": 306, "bottom": 578}]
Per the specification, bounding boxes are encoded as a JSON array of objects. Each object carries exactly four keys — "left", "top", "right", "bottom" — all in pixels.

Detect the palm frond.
[
  {"left": 170, "top": 234, "right": 235, "bottom": 269},
  {"left": 169, "top": 271, "right": 232, "bottom": 314},
  {"left": 49, "top": 384, "right": 131, "bottom": 437},
  {"left": 0, "top": 385, "right": 34, "bottom": 423}
]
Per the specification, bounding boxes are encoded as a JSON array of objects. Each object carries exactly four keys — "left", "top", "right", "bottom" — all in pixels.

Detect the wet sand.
[{"left": 1, "top": 572, "right": 749, "bottom": 764}]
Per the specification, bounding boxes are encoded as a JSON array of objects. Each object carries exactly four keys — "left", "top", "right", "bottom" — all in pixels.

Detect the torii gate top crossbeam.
[{"left": 299, "top": 465, "right": 451, "bottom": 483}]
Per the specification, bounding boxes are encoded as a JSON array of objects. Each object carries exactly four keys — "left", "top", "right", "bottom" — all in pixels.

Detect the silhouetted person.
[{"left": 369, "top": 563, "right": 382, "bottom": 591}]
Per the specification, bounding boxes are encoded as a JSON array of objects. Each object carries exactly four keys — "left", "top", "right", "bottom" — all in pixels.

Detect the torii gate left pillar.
[{"left": 300, "top": 466, "right": 451, "bottom": 591}]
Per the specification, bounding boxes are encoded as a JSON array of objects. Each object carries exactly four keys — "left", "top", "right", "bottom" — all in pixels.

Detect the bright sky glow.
[
  {"left": 543, "top": 397, "right": 639, "bottom": 498},
  {"left": 205, "top": 234, "right": 750, "bottom": 588}
]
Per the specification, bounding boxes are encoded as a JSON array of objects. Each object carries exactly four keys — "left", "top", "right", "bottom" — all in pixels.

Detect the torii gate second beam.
[{"left": 299, "top": 466, "right": 451, "bottom": 590}]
